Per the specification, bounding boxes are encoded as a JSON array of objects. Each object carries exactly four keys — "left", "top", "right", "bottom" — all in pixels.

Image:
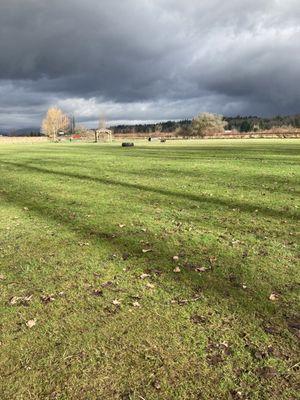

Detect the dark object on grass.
[
  {"left": 160, "top": 139, "right": 166, "bottom": 143},
  {"left": 148, "top": 137, "right": 152, "bottom": 142},
  {"left": 122, "top": 142, "right": 134, "bottom": 147}
]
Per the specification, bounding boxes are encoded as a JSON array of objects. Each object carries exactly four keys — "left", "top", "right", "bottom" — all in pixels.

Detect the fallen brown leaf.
[
  {"left": 26, "top": 319, "right": 37, "bottom": 328},
  {"left": 10, "top": 295, "right": 33, "bottom": 306},
  {"left": 92, "top": 289, "right": 103, "bottom": 297},
  {"left": 10, "top": 296, "right": 20, "bottom": 305},
  {"left": 24, "top": 295, "right": 33, "bottom": 302},
  {"left": 194, "top": 267, "right": 207, "bottom": 273},
  {"left": 101, "top": 280, "right": 115, "bottom": 287},
  {"left": 41, "top": 294, "right": 55, "bottom": 303},
  {"left": 140, "top": 273, "right": 151, "bottom": 280},
  {"left": 209, "top": 256, "right": 217, "bottom": 265},
  {"left": 145, "top": 283, "right": 155, "bottom": 289},
  {"left": 172, "top": 296, "right": 201, "bottom": 305},
  {"left": 269, "top": 293, "right": 279, "bottom": 301}
]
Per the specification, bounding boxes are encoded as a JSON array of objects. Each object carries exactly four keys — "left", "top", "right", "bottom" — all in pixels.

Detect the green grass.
[{"left": 0, "top": 139, "right": 299, "bottom": 399}]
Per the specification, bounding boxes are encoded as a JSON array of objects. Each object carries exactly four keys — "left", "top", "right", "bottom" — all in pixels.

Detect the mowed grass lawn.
[{"left": 0, "top": 139, "right": 299, "bottom": 399}]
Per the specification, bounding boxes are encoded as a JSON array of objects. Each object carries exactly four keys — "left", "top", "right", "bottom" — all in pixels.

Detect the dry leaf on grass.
[
  {"left": 26, "top": 319, "right": 36, "bottom": 328},
  {"left": 10, "top": 295, "right": 33, "bottom": 305},
  {"left": 132, "top": 301, "right": 141, "bottom": 308},
  {"left": 78, "top": 242, "right": 90, "bottom": 247},
  {"left": 171, "top": 296, "right": 201, "bottom": 305},
  {"left": 92, "top": 289, "right": 103, "bottom": 297},
  {"left": 118, "top": 224, "right": 126, "bottom": 228},
  {"left": 101, "top": 280, "right": 114, "bottom": 287},
  {"left": 112, "top": 299, "right": 121, "bottom": 306},
  {"left": 145, "top": 283, "right": 155, "bottom": 289},
  {"left": 10, "top": 296, "right": 20, "bottom": 305},
  {"left": 209, "top": 256, "right": 217, "bottom": 265},
  {"left": 140, "top": 273, "right": 151, "bottom": 280},
  {"left": 194, "top": 267, "right": 207, "bottom": 273},
  {"left": 0, "top": 274, "right": 6, "bottom": 280},
  {"left": 41, "top": 294, "right": 55, "bottom": 303},
  {"left": 269, "top": 293, "right": 279, "bottom": 301},
  {"left": 173, "top": 267, "right": 181, "bottom": 273}
]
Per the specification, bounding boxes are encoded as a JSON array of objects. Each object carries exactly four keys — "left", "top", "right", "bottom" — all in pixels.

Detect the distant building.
[
  {"left": 95, "top": 128, "right": 112, "bottom": 142},
  {"left": 95, "top": 113, "right": 112, "bottom": 142}
]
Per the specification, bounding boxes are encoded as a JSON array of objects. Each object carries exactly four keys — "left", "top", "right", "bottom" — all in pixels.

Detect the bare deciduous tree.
[
  {"left": 41, "top": 107, "right": 70, "bottom": 140},
  {"left": 192, "top": 112, "right": 227, "bottom": 137}
]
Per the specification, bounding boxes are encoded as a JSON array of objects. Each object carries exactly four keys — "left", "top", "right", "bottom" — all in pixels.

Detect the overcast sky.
[{"left": 0, "top": 0, "right": 299, "bottom": 129}]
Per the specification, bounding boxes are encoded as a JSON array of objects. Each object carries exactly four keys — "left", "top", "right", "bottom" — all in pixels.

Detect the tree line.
[
  {"left": 41, "top": 109, "right": 228, "bottom": 139},
  {"left": 40, "top": 107, "right": 300, "bottom": 140},
  {"left": 113, "top": 114, "right": 300, "bottom": 134}
]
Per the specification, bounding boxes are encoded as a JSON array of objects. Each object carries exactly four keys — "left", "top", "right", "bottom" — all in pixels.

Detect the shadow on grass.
[
  {"left": 112, "top": 167, "right": 300, "bottom": 197},
  {"left": 0, "top": 165, "right": 296, "bottom": 327},
  {"left": 2, "top": 160, "right": 298, "bottom": 222}
]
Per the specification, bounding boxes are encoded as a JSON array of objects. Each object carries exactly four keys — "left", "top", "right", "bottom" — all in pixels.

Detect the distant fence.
[
  {"left": 203, "top": 130, "right": 300, "bottom": 139},
  {"left": 0, "top": 136, "right": 48, "bottom": 144},
  {"left": 113, "top": 132, "right": 175, "bottom": 140},
  {"left": 1, "top": 130, "right": 299, "bottom": 144},
  {"left": 114, "top": 130, "right": 300, "bottom": 140}
]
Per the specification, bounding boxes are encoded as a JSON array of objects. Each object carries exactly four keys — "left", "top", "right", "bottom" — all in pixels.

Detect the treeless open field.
[{"left": 0, "top": 139, "right": 299, "bottom": 399}]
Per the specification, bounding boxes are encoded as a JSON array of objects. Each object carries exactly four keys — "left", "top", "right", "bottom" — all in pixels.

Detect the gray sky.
[{"left": 0, "top": 0, "right": 299, "bottom": 129}]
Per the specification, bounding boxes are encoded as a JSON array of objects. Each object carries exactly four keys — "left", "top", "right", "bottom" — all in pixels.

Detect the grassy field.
[{"left": 0, "top": 139, "right": 299, "bottom": 399}]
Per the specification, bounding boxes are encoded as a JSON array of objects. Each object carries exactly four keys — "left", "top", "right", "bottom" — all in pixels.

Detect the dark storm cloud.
[{"left": 0, "top": 0, "right": 299, "bottom": 128}]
